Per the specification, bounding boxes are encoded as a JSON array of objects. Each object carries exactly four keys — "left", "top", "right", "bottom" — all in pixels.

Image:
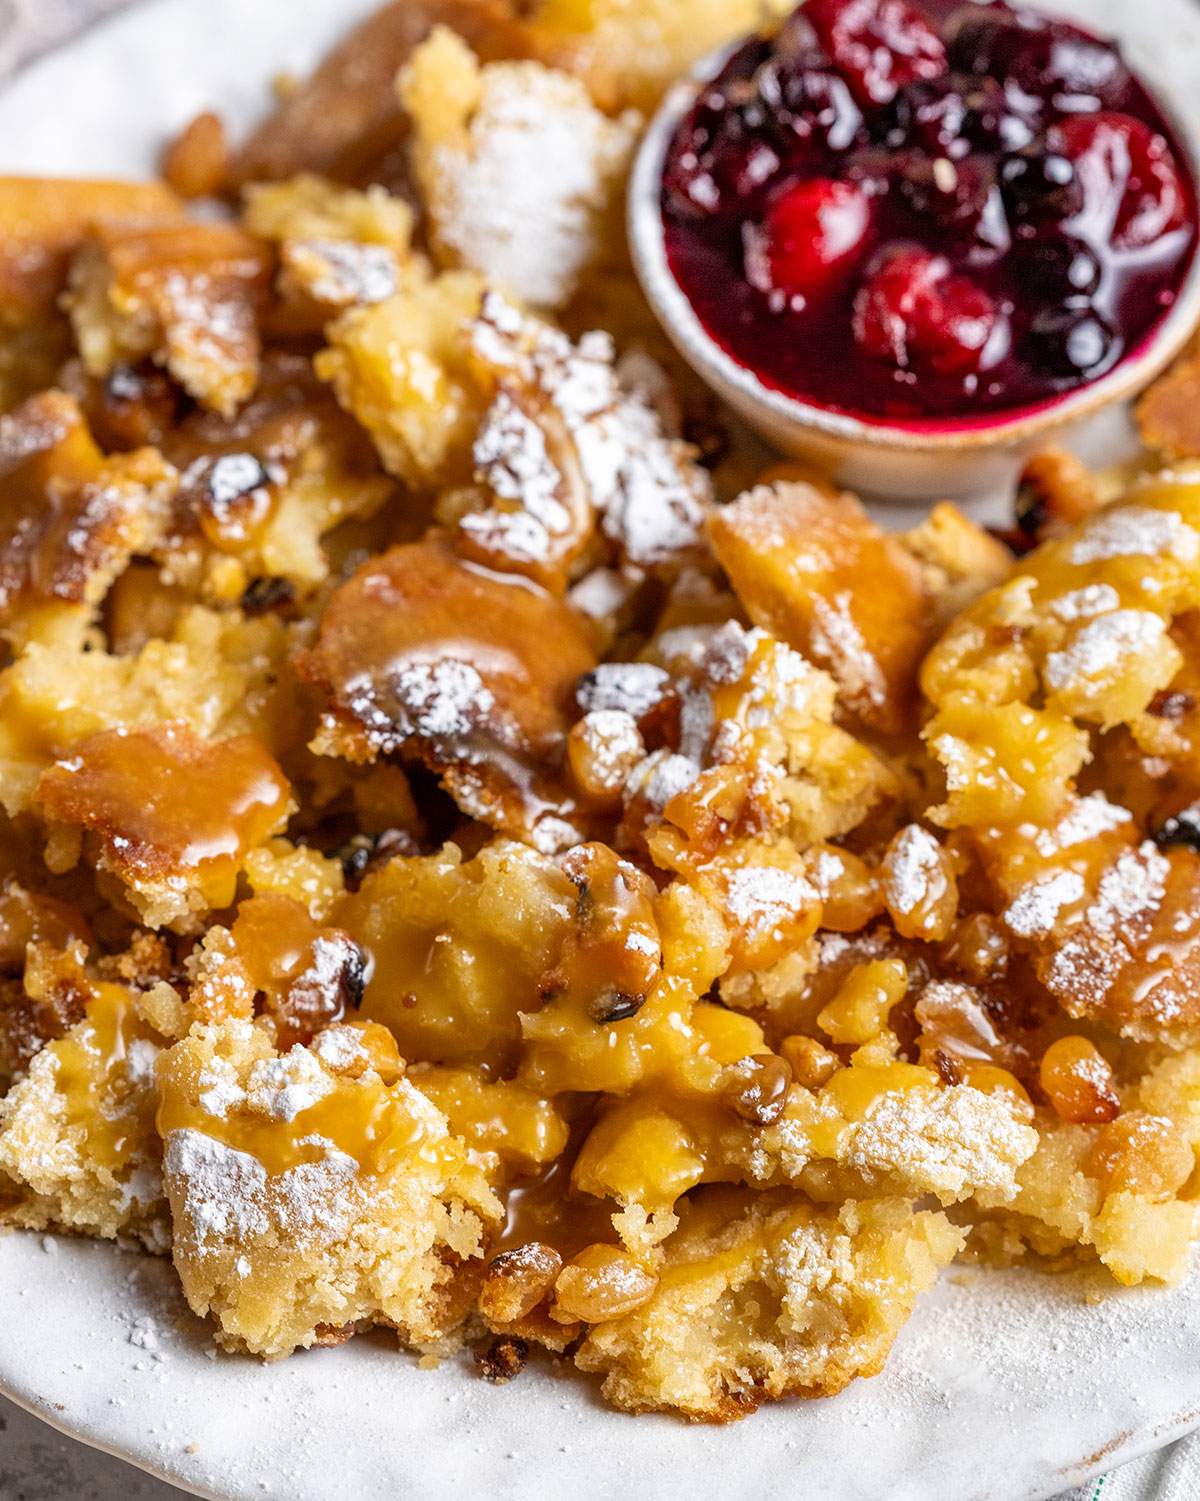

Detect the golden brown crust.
[
  {"left": 299, "top": 532, "right": 596, "bottom": 845},
  {"left": 67, "top": 220, "right": 273, "bottom": 416},
  {"left": 34, "top": 722, "right": 292, "bottom": 931},
  {"left": 0, "top": 390, "right": 176, "bottom": 636},
  {"left": 229, "top": 0, "right": 531, "bottom": 190},
  {"left": 0, "top": 177, "right": 179, "bottom": 328},
  {"left": 708, "top": 482, "right": 931, "bottom": 736}
]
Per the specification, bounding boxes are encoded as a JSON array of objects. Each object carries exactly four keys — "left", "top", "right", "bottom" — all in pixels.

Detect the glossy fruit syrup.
[{"left": 661, "top": 0, "right": 1198, "bottom": 426}]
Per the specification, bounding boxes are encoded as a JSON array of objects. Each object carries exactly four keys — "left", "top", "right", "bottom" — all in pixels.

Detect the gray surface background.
[{"left": 1, "top": 1400, "right": 180, "bottom": 1500}]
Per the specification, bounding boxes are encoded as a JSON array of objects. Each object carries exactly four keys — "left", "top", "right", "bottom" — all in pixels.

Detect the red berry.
[
  {"left": 747, "top": 178, "right": 872, "bottom": 299},
  {"left": 853, "top": 245, "right": 942, "bottom": 361},
  {"left": 852, "top": 244, "right": 1001, "bottom": 375},
  {"left": 1057, "top": 112, "right": 1187, "bottom": 250},
  {"left": 806, "top": 0, "right": 948, "bottom": 107},
  {"left": 930, "top": 274, "right": 1004, "bottom": 375}
]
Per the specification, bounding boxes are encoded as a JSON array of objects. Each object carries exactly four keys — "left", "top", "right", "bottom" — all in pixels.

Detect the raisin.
[
  {"left": 589, "top": 990, "right": 646, "bottom": 1024},
  {"left": 474, "top": 1335, "right": 528, "bottom": 1383},
  {"left": 1153, "top": 804, "right": 1200, "bottom": 852},
  {"left": 240, "top": 576, "right": 295, "bottom": 616}
]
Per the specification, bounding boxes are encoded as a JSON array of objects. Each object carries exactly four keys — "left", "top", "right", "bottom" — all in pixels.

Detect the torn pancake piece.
[
  {"left": 0, "top": 390, "right": 175, "bottom": 643},
  {"left": 298, "top": 532, "right": 595, "bottom": 849},
  {"left": 158, "top": 1017, "right": 501, "bottom": 1358},
  {"left": 35, "top": 723, "right": 293, "bottom": 932},
  {"left": 400, "top": 28, "right": 637, "bottom": 308},
  {"left": 574, "top": 1187, "right": 962, "bottom": 1420},
  {"left": 67, "top": 220, "right": 273, "bottom": 417},
  {"left": 0, "top": 954, "right": 172, "bottom": 1250}
]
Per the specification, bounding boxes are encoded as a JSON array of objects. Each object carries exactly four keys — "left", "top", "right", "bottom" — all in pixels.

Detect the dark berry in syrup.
[
  {"left": 883, "top": 73, "right": 1038, "bottom": 158},
  {"left": 999, "top": 140, "right": 1082, "bottom": 223},
  {"left": 806, "top": 0, "right": 947, "bottom": 106},
  {"left": 897, "top": 153, "right": 1010, "bottom": 258},
  {"left": 757, "top": 54, "right": 865, "bottom": 153},
  {"left": 883, "top": 76, "right": 969, "bottom": 156},
  {"left": 1025, "top": 305, "right": 1121, "bottom": 379},
  {"left": 946, "top": 4, "right": 1129, "bottom": 110},
  {"left": 853, "top": 244, "right": 1004, "bottom": 375},
  {"left": 1021, "top": 234, "right": 1103, "bottom": 299},
  {"left": 664, "top": 105, "right": 782, "bottom": 218}
]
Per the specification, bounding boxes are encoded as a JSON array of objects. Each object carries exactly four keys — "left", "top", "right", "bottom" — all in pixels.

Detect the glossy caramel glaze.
[{"left": 300, "top": 532, "right": 596, "bottom": 847}]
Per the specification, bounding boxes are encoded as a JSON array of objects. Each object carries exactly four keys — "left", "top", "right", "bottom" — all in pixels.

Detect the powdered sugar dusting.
[
  {"left": 426, "top": 61, "right": 636, "bottom": 309},
  {"left": 653, "top": 623, "right": 722, "bottom": 669},
  {"left": 197, "top": 1057, "right": 245, "bottom": 1120},
  {"left": 349, "top": 658, "right": 496, "bottom": 757},
  {"left": 123, "top": 1038, "right": 161, "bottom": 1090},
  {"left": 1092, "top": 842, "right": 1169, "bottom": 938},
  {"left": 286, "top": 936, "right": 362, "bottom": 1026},
  {"left": 809, "top": 592, "right": 887, "bottom": 713},
  {"left": 1046, "top": 842, "right": 1170, "bottom": 1012},
  {"left": 576, "top": 662, "right": 671, "bottom": 719},
  {"left": 627, "top": 749, "right": 699, "bottom": 810},
  {"left": 244, "top": 1048, "right": 333, "bottom": 1123},
  {"left": 773, "top": 1220, "right": 855, "bottom": 1304},
  {"left": 724, "top": 865, "right": 817, "bottom": 941},
  {"left": 1068, "top": 506, "right": 1199, "bottom": 566},
  {"left": 1043, "top": 610, "right": 1167, "bottom": 691},
  {"left": 885, "top": 826, "right": 945, "bottom": 917},
  {"left": 311, "top": 1025, "right": 369, "bottom": 1071},
  {"left": 463, "top": 387, "right": 572, "bottom": 565},
  {"left": 1003, "top": 870, "right": 1086, "bottom": 938},
  {"left": 1032, "top": 793, "right": 1133, "bottom": 855},
  {"left": 165, "top": 1128, "right": 360, "bottom": 1257},
  {"left": 700, "top": 620, "right": 756, "bottom": 686},
  {"left": 844, "top": 1086, "right": 1038, "bottom": 1203},
  {"left": 572, "top": 709, "right": 644, "bottom": 794},
  {"left": 470, "top": 293, "right": 710, "bottom": 570},
  {"left": 165, "top": 1131, "right": 271, "bottom": 1244},
  {"left": 568, "top": 566, "right": 637, "bottom": 622},
  {"left": 1050, "top": 583, "right": 1121, "bottom": 621},
  {"left": 285, "top": 239, "right": 398, "bottom": 308},
  {"left": 810, "top": 848, "right": 846, "bottom": 897}
]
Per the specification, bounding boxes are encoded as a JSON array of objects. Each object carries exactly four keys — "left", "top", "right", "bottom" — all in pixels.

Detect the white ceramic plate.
[{"left": 4, "top": 2, "right": 1200, "bottom": 1497}]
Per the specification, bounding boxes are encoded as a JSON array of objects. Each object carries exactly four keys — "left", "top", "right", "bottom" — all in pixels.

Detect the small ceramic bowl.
[{"left": 628, "top": 34, "right": 1200, "bottom": 503}]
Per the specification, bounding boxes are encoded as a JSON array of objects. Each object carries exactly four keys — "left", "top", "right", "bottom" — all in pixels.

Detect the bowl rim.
[{"left": 628, "top": 24, "right": 1200, "bottom": 456}]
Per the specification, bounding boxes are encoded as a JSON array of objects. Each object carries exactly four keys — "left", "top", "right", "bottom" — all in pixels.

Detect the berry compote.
[{"left": 661, "top": 0, "right": 1197, "bottom": 426}]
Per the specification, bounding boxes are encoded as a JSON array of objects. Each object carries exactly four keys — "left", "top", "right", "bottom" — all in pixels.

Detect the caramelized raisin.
[
  {"left": 1089, "top": 1111, "right": 1194, "bottom": 1199},
  {"left": 475, "top": 1334, "right": 528, "bottom": 1383},
  {"left": 553, "top": 1245, "right": 658, "bottom": 1324},
  {"left": 538, "top": 844, "right": 662, "bottom": 1031},
  {"left": 723, "top": 1052, "right": 793, "bottom": 1126},
  {"left": 479, "top": 1241, "right": 563, "bottom": 1324},
  {"left": 1039, "top": 1036, "right": 1120, "bottom": 1124}
]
